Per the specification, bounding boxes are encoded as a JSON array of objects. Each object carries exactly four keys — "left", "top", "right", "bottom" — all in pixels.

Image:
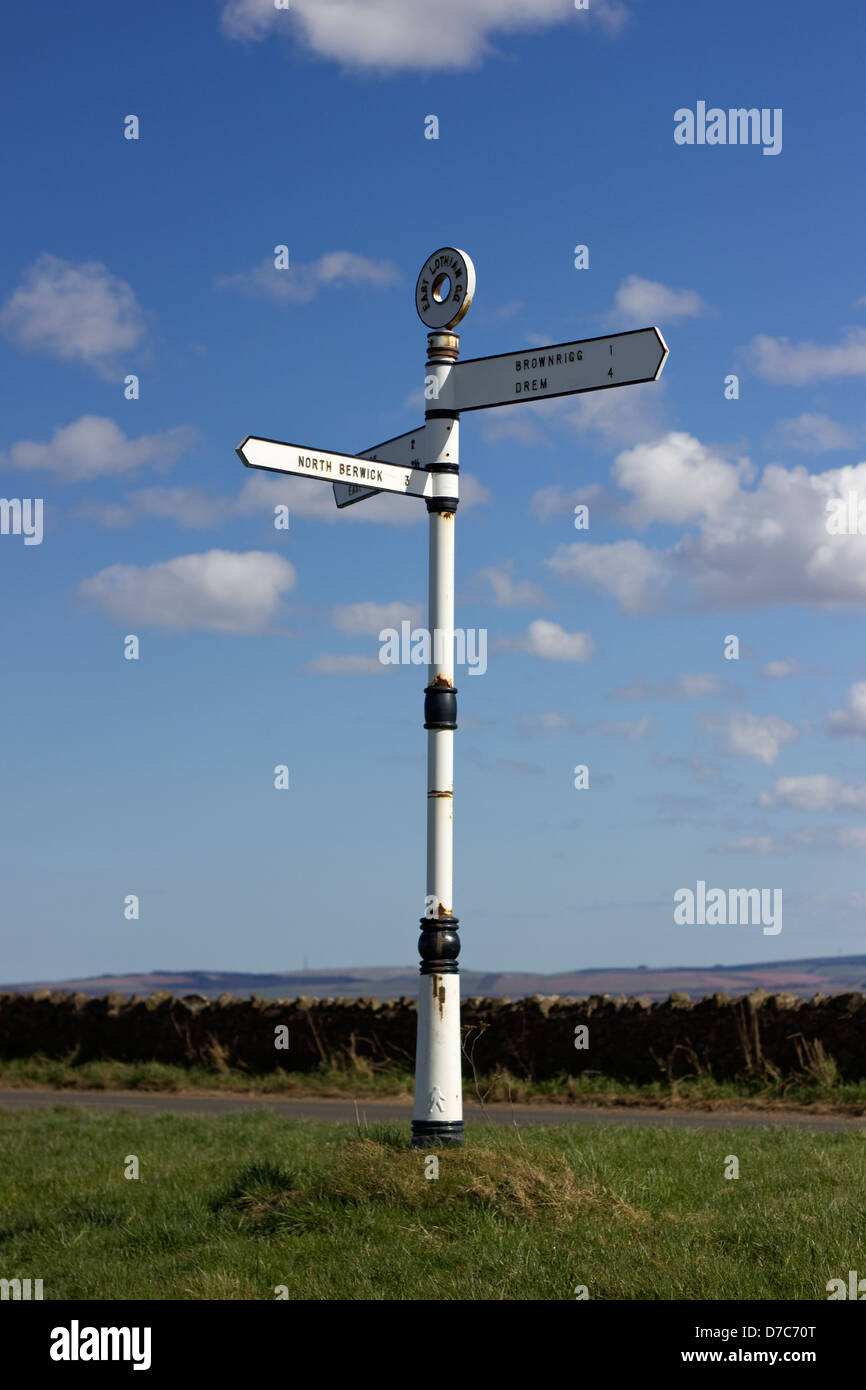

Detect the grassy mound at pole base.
[{"left": 213, "top": 1131, "right": 647, "bottom": 1230}]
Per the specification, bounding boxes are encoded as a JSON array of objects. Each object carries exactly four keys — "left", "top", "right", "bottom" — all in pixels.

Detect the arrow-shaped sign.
[
  {"left": 439, "top": 326, "right": 668, "bottom": 413},
  {"left": 237, "top": 435, "right": 432, "bottom": 500},
  {"left": 333, "top": 426, "right": 425, "bottom": 509}
]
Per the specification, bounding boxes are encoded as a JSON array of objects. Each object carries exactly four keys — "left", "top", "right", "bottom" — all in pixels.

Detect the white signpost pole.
[
  {"left": 410, "top": 248, "right": 474, "bottom": 1148},
  {"left": 413, "top": 332, "right": 462, "bottom": 1146},
  {"left": 236, "top": 245, "right": 667, "bottom": 1150}
]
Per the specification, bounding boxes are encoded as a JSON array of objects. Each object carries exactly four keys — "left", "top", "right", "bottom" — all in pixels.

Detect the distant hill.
[{"left": 3, "top": 956, "right": 866, "bottom": 1003}]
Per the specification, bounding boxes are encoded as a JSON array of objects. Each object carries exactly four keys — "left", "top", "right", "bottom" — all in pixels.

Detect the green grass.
[
  {"left": 0, "top": 1054, "right": 415, "bottom": 1097},
  {"left": 1, "top": 1053, "right": 865, "bottom": 1111},
  {"left": 0, "top": 1105, "right": 864, "bottom": 1299}
]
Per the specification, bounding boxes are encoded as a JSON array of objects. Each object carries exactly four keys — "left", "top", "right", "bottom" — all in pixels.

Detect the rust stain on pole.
[{"left": 431, "top": 975, "right": 447, "bottom": 1020}]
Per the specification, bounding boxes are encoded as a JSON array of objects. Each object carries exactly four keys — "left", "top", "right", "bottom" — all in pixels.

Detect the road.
[{"left": 0, "top": 1089, "right": 862, "bottom": 1130}]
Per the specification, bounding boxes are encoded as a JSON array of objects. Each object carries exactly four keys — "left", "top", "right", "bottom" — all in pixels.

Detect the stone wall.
[{"left": 1, "top": 988, "right": 865, "bottom": 1080}]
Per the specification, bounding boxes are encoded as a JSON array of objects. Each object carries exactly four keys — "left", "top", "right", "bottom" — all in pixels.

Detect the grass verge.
[
  {"left": 1, "top": 1054, "right": 865, "bottom": 1112},
  {"left": 0, "top": 1106, "right": 862, "bottom": 1299}
]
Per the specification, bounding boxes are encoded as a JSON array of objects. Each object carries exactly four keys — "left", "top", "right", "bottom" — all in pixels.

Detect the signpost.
[
  {"left": 236, "top": 247, "right": 668, "bottom": 1148},
  {"left": 238, "top": 435, "right": 431, "bottom": 500},
  {"left": 332, "top": 427, "right": 425, "bottom": 509},
  {"left": 441, "top": 327, "right": 668, "bottom": 413}
]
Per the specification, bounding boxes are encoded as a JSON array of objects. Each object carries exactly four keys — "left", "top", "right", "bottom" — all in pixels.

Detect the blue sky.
[{"left": 2, "top": 0, "right": 866, "bottom": 982}]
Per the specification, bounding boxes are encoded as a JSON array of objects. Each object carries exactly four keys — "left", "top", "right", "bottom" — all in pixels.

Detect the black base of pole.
[{"left": 411, "top": 1119, "right": 465, "bottom": 1149}]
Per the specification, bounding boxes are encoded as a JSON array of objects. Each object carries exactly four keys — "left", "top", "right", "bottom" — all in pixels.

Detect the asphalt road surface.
[{"left": 0, "top": 1090, "right": 862, "bottom": 1130}]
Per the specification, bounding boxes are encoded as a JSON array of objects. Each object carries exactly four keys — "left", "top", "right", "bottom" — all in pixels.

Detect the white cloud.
[
  {"left": 303, "top": 654, "right": 387, "bottom": 675},
  {"left": 498, "top": 758, "right": 544, "bottom": 777},
  {"left": 724, "top": 826, "right": 866, "bottom": 855},
  {"left": 475, "top": 564, "right": 545, "bottom": 606},
  {"left": 672, "top": 673, "right": 722, "bottom": 698},
  {"left": 613, "top": 432, "right": 752, "bottom": 527},
  {"left": 1, "top": 416, "right": 195, "bottom": 483},
  {"left": 521, "top": 711, "right": 575, "bottom": 732},
  {"left": 529, "top": 484, "right": 581, "bottom": 521},
  {"left": 676, "top": 458, "right": 866, "bottom": 609},
  {"left": 589, "top": 714, "right": 651, "bottom": 742},
  {"left": 609, "top": 673, "right": 723, "bottom": 700},
  {"left": 330, "top": 600, "right": 421, "bottom": 634},
  {"left": 510, "top": 618, "right": 595, "bottom": 662},
  {"left": 458, "top": 475, "right": 492, "bottom": 510},
  {"left": 492, "top": 300, "right": 525, "bottom": 322},
  {"left": 217, "top": 250, "right": 401, "bottom": 303},
  {"left": 547, "top": 538, "right": 670, "bottom": 615},
  {"left": 483, "top": 411, "right": 549, "bottom": 448},
  {"left": 529, "top": 482, "right": 605, "bottom": 521},
  {"left": 562, "top": 380, "right": 669, "bottom": 448},
  {"left": 403, "top": 387, "right": 426, "bottom": 413},
  {"left": 493, "top": 380, "right": 667, "bottom": 452},
  {"left": 80, "top": 470, "right": 490, "bottom": 528},
  {"left": 746, "top": 328, "right": 866, "bottom": 384},
  {"left": 759, "top": 774, "right": 866, "bottom": 811},
  {"left": 761, "top": 658, "right": 800, "bottom": 678},
  {"left": 609, "top": 275, "right": 708, "bottom": 327},
  {"left": 219, "top": 0, "right": 629, "bottom": 68},
  {"left": 773, "top": 413, "right": 857, "bottom": 453},
  {"left": 722, "top": 836, "right": 777, "bottom": 855},
  {"left": 767, "top": 825, "right": 866, "bottom": 854},
  {"left": 79, "top": 473, "right": 296, "bottom": 528},
  {"left": 80, "top": 484, "right": 247, "bottom": 529},
  {"left": 0, "top": 254, "right": 146, "bottom": 377},
  {"left": 826, "top": 682, "right": 866, "bottom": 738},
  {"left": 78, "top": 550, "right": 295, "bottom": 633},
  {"left": 654, "top": 753, "right": 722, "bottom": 783},
  {"left": 702, "top": 712, "right": 797, "bottom": 765},
  {"left": 543, "top": 441, "right": 866, "bottom": 615},
  {"left": 619, "top": 450, "right": 866, "bottom": 613}
]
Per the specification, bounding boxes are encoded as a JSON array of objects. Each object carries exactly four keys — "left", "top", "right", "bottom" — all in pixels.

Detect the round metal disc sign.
[{"left": 415, "top": 248, "right": 475, "bottom": 330}]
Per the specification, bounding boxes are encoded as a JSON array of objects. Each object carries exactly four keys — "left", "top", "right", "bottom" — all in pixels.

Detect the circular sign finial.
[{"left": 415, "top": 247, "right": 475, "bottom": 330}]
